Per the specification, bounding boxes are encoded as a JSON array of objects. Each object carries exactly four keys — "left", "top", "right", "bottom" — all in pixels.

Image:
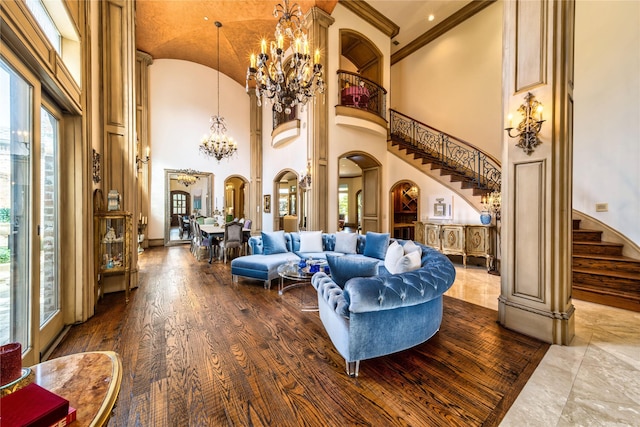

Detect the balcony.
[{"left": 335, "top": 70, "right": 387, "bottom": 136}]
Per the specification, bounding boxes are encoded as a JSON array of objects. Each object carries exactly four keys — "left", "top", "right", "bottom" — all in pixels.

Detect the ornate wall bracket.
[{"left": 505, "top": 92, "right": 545, "bottom": 155}]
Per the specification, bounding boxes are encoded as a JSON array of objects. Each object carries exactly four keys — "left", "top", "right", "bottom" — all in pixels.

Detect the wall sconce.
[
  {"left": 136, "top": 146, "right": 150, "bottom": 172},
  {"left": 505, "top": 92, "right": 545, "bottom": 155},
  {"left": 299, "top": 162, "right": 311, "bottom": 190},
  {"left": 481, "top": 190, "right": 501, "bottom": 221}
]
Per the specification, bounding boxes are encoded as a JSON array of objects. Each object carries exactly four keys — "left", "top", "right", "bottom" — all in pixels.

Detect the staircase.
[
  {"left": 573, "top": 219, "right": 640, "bottom": 312},
  {"left": 387, "top": 109, "right": 500, "bottom": 210}
]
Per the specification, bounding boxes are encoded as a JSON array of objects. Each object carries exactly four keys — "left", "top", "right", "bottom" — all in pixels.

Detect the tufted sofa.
[
  {"left": 311, "top": 240, "right": 456, "bottom": 377},
  {"left": 230, "top": 232, "right": 374, "bottom": 289}
]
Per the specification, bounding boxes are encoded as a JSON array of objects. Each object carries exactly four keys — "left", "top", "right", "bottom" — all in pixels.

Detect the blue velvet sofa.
[
  {"left": 311, "top": 240, "right": 456, "bottom": 377},
  {"left": 230, "top": 231, "right": 375, "bottom": 289}
]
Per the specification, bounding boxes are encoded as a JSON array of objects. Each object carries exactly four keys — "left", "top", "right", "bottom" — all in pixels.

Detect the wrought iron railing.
[
  {"left": 273, "top": 105, "right": 297, "bottom": 130},
  {"left": 337, "top": 70, "right": 387, "bottom": 119},
  {"left": 389, "top": 109, "right": 501, "bottom": 191}
]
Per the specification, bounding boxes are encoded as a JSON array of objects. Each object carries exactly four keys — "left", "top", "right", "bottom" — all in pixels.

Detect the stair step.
[
  {"left": 573, "top": 268, "right": 640, "bottom": 294},
  {"left": 573, "top": 254, "right": 640, "bottom": 274},
  {"left": 573, "top": 288, "right": 640, "bottom": 312},
  {"left": 573, "top": 229, "right": 602, "bottom": 242},
  {"left": 572, "top": 219, "right": 581, "bottom": 230},
  {"left": 573, "top": 241, "right": 624, "bottom": 256}
]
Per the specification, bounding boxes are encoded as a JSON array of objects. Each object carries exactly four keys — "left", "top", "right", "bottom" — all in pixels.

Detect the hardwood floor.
[{"left": 50, "top": 245, "right": 548, "bottom": 426}]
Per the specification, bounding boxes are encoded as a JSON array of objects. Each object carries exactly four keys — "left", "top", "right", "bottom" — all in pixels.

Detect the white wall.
[
  {"left": 390, "top": 2, "right": 503, "bottom": 159},
  {"left": 148, "top": 59, "right": 250, "bottom": 240},
  {"left": 574, "top": 0, "right": 640, "bottom": 246}
]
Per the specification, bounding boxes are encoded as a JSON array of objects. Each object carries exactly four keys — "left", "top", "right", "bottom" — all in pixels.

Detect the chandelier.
[
  {"left": 200, "top": 21, "right": 237, "bottom": 162},
  {"left": 176, "top": 169, "right": 200, "bottom": 187},
  {"left": 246, "top": 0, "right": 323, "bottom": 114}
]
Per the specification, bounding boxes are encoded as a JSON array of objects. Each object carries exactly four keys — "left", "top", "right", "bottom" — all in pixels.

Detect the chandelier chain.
[{"left": 200, "top": 21, "right": 237, "bottom": 162}]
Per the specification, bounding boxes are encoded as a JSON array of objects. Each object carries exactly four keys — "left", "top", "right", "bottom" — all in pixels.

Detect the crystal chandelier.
[
  {"left": 176, "top": 169, "right": 200, "bottom": 187},
  {"left": 200, "top": 21, "right": 237, "bottom": 162},
  {"left": 246, "top": 0, "right": 323, "bottom": 114}
]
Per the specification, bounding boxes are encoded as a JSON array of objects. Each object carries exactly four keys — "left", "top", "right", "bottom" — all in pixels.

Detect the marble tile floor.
[{"left": 447, "top": 265, "right": 640, "bottom": 427}]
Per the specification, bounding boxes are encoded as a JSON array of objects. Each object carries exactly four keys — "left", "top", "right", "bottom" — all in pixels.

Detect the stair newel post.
[{"left": 439, "top": 133, "right": 446, "bottom": 166}]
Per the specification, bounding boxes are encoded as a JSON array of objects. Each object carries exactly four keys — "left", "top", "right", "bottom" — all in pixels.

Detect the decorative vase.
[
  {"left": 480, "top": 210, "right": 492, "bottom": 225},
  {"left": 0, "top": 343, "right": 22, "bottom": 386}
]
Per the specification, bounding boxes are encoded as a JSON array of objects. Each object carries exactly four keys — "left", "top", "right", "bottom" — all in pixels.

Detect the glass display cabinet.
[{"left": 94, "top": 211, "right": 132, "bottom": 303}]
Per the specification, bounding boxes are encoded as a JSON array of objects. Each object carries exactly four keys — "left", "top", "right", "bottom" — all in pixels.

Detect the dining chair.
[
  {"left": 242, "top": 219, "right": 252, "bottom": 254},
  {"left": 219, "top": 221, "right": 244, "bottom": 263}
]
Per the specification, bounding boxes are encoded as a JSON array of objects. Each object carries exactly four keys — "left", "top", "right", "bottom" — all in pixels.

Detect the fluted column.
[
  {"left": 304, "top": 7, "right": 334, "bottom": 232},
  {"left": 248, "top": 88, "right": 263, "bottom": 233}
]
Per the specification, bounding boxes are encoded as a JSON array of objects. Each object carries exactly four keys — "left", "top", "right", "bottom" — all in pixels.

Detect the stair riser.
[
  {"left": 572, "top": 219, "right": 581, "bottom": 230},
  {"left": 573, "top": 258, "right": 640, "bottom": 274},
  {"left": 573, "top": 289, "right": 640, "bottom": 312},
  {"left": 573, "top": 243, "right": 623, "bottom": 256},
  {"left": 573, "top": 273, "right": 640, "bottom": 293},
  {"left": 573, "top": 231, "right": 602, "bottom": 242}
]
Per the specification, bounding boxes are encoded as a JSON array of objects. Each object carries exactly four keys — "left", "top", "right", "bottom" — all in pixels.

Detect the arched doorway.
[
  {"left": 338, "top": 152, "right": 382, "bottom": 233},
  {"left": 223, "top": 175, "right": 249, "bottom": 222},
  {"left": 273, "top": 170, "right": 299, "bottom": 231}
]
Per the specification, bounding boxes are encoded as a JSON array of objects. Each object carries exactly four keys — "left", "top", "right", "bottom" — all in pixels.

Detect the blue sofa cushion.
[
  {"left": 326, "top": 254, "right": 379, "bottom": 288},
  {"left": 262, "top": 231, "right": 288, "bottom": 255},
  {"left": 363, "top": 232, "right": 390, "bottom": 260}
]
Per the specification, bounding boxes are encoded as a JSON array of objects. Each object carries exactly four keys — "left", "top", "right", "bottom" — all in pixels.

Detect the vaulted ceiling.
[{"left": 135, "top": 0, "right": 481, "bottom": 86}]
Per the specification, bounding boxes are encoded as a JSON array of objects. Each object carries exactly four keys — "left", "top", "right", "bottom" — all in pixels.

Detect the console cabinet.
[
  {"left": 416, "top": 222, "right": 494, "bottom": 270},
  {"left": 94, "top": 211, "right": 133, "bottom": 303}
]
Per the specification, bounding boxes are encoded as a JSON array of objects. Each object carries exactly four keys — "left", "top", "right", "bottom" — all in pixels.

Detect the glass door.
[
  {"left": 39, "top": 105, "right": 62, "bottom": 348},
  {"left": 0, "top": 57, "right": 33, "bottom": 354},
  {"left": 1, "top": 49, "right": 64, "bottom": 364}
]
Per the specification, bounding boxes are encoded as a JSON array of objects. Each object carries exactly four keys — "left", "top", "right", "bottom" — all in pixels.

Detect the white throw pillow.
[
  {"left": 299, "top": 231, "right": 324, "bottom": 253},
  {"left": 384, "top": 241, "right": 404, "bottom": 274},
  {"left": 394, "top": 250, "right": 422, "bottom": 273},
  {"left": 334, "top": 232, "right": 358, "bottom": 254},
  {"left": 403, "top": 240, "right": 422, "bottom": 257}
]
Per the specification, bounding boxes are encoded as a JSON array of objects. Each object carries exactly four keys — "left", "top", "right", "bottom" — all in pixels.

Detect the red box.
[{"left": 0, "top": 383, "right": 69, "bottom": 427}]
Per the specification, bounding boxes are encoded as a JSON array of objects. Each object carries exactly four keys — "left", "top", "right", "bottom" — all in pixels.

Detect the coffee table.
[{"left": 277, "top": 260, "right": 328, "bottom": 311}]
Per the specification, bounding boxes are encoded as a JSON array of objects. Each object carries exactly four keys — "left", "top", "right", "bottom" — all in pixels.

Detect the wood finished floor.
[{"left": 51, "top": 245, "right": 549, "bottom": 426}]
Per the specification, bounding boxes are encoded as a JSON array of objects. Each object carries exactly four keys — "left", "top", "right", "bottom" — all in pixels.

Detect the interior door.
[{"left": 361, "top": 166, "right": 380, "bottom": 233}]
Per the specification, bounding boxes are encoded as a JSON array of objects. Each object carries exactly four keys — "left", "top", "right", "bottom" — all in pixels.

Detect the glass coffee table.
[{"left": 277, "top": 259, "right": 328, "bottom": 311}]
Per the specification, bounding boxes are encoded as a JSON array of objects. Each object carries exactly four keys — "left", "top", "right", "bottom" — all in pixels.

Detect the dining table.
[{"left": 199, "top": 224, "right": 251, "bottom": 263}]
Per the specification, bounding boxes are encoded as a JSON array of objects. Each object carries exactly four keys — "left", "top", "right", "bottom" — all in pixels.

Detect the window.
[
  {"left": 172, "top": 193, "right": 187, "bottom": 216},
  {"left": 338, "top": 183, "right": 349, "bottom": 223},
  {"left": 26, "top": 0, "right": 61, "bottom": 53}
]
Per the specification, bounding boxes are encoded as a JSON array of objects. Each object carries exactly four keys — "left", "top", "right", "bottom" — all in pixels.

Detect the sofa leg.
[
  {"left": 345, "top": 360, "right": 360, "bottom": 377},
  {"left": 232, "top": 275, "right": 238, "bottom": 283},
  {"left": 264, "top": 279, "right": 271, "bottom": 290}
]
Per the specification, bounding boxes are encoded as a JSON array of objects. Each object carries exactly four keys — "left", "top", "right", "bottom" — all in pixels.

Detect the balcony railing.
[
  {"left": 273, "top": 106, "right": 297, "bottom": 130},
  {"left": 337, "top": 70, "right": 387, "bottom": 120},
  {"left": 389, "top": 109, "right": 501, "bottom": 192}
]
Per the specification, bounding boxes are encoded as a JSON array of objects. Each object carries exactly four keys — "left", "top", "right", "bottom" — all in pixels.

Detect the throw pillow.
[
  {"left": 262, "top": 231, "right": 288, "bottom": 255},
  {"left": 394, "top": 251, "right": 422, "bottom": 274},
  {"left": 384, "top": 241, "right": 404, "bottom": 274},
  {"left": 326, "top": 254, "right": 379, "bottom": 288},
  {"left": 363, "top": 232, "right": 390, "bottom": 260},
  {"left": 402, "top": 240, "right": 422, "bottom": 257},
  {"left": 299, "top": 231, "right": 323, "bottom": 253},
  {"left": 334, "top": 232, "right": 358, "bottom": 254}
]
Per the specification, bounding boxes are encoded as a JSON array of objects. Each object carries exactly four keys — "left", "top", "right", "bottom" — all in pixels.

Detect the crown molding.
[{"left": 339, "top": 0, "right": 400, "bottom": 38}]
